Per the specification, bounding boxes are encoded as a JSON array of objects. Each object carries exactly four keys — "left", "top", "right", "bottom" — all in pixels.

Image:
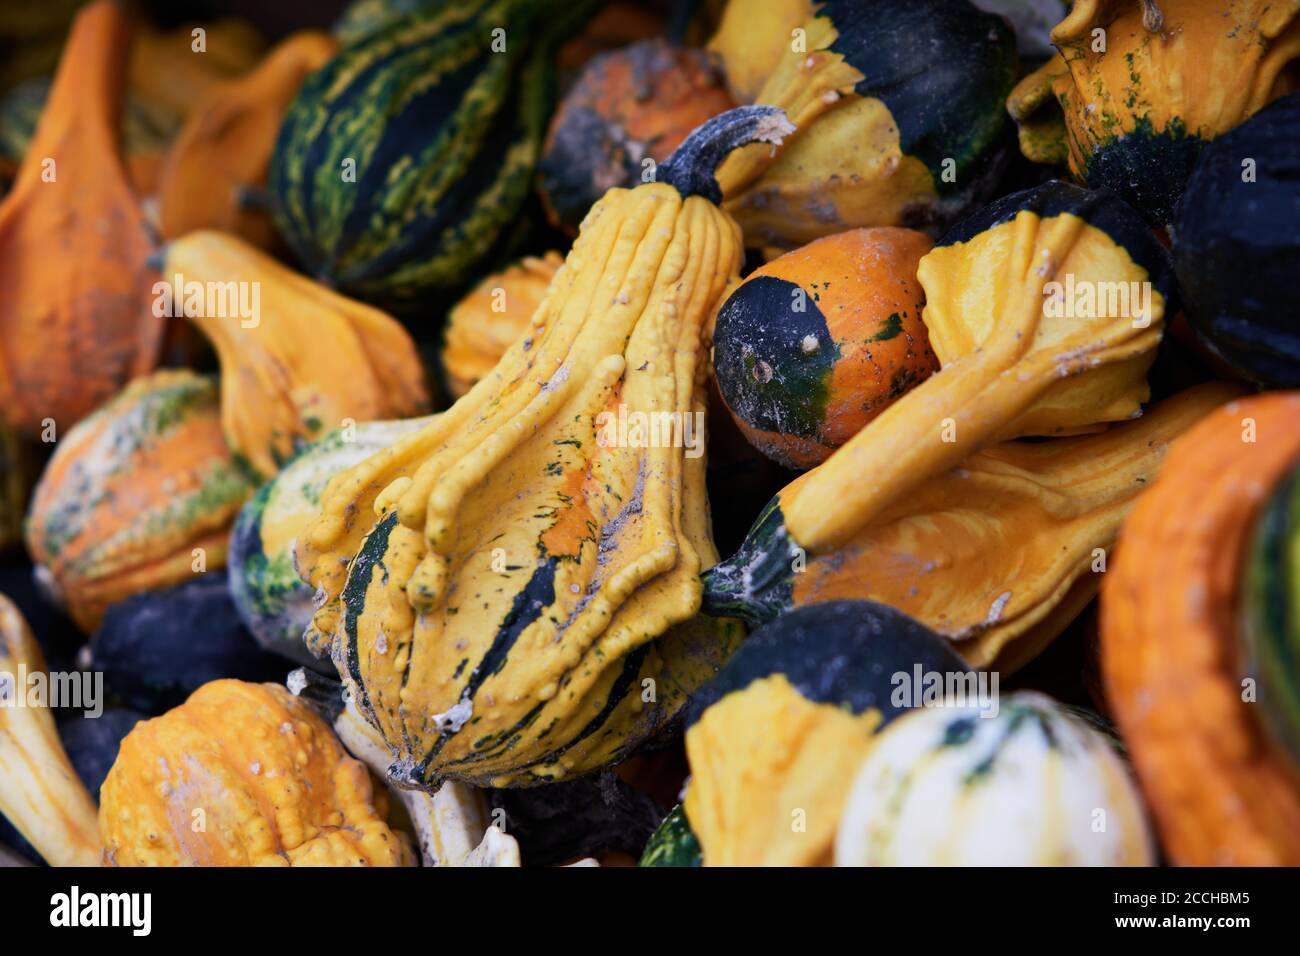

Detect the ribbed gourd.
[
  {"left": 442, "top": 252, "right": 563, "bottom": 399},
  {"left": 229, "top": 418, "right": 435, "bottom": 666},
  {"left": 161, "top": 231, "right": 430, "bottom": 479},
  {"left": 710, "top": 227, "right": 937, "bottom": 468},
  {"left": 99, "top": 680, "right": 414, "bottom": 866},
  {"left": 704, "top": 382, "right": 1244, "bottom": 669},
  {"left": 835, "top": 692, "right": 1155, "bottom": 866},
  {"left": 0, "top": 0, "right": 163, "bottom": 438},
  {"left": 0, "top": 594, "right": 101, "bottom": 866},
  {"left": 1172, "top": 92, "right": 1300, "bottom": 387},
  {"left": 1007, "top": 0, "right": 1300, "bottom": 225},
  {"left": 25, "top": 370, "right": 257, "bottom": 633},
  {"left": 296, "top": 108, "right": 791, "bottom": 789},
  {"left": 269, "top": 0, "right": 601, "bottom": 304},
  {"left": 1102, "top": 392, "right": 1300, "bottom": 865},
  {"left": 713, "top": 0, "right": 1018, "bottom": 251},
  {"left": 680, "top": 601, "right": 970, "bottom": 866},
  {"left": 702, "top": 182, "right": 1169, "bottom": 660}
]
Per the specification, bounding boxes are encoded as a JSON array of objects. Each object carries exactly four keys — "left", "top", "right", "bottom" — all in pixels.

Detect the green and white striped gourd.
[{"left": 835, "top": 691, "right": 1154, "bottom": 866}]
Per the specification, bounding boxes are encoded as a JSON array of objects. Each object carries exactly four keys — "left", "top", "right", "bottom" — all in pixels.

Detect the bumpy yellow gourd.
[
  {"left": 297, "top": 109, "right": 789, "bottom": 788},
  {"left": 99, "top": 680, "right": 413, "bottom": 867}
]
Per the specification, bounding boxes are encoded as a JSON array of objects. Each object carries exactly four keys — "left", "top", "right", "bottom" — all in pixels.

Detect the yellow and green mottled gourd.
[
  {"left": 1007, "top": 0, "right": 1300, "bottom": 225},
  {"left": 297, "top": 108, "right": 792, "bottom": 788}
]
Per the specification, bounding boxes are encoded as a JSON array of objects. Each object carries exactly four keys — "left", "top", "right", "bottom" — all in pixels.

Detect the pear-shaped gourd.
[
  {"left": 0, "top": 1, "right": 163, "bottom": 438},
  {"left": 297, "top": 108, "right": 791, "bottom": 788}
]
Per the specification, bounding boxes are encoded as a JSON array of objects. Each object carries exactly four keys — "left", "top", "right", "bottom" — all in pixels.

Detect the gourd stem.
[{"left": 658, "top": 105, "right": 795, "bottom": 204}]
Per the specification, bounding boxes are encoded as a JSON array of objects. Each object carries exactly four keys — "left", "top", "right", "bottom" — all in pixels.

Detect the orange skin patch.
[{"left": 727, "top": 227, "right": 939, "bottom": 469}]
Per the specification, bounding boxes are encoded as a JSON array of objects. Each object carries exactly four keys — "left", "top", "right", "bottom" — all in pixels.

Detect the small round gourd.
[
  {"left": 712, "top": 227, "right": 937, "bottom": 469},
  {"left": 538, "top": 39, "right": 735, "bottom": 235},
  {"left": 99, "top": 679, "right": 414, "bottom": 867},
  {"left": 25, "top": 370, "right": 257, "bottom": 632},
  {"left": 835, "top": 691, "right": 1154, "bottom": 866}
]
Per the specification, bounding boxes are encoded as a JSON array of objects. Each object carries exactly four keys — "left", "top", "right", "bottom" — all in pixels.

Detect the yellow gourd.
[{"left": 161, "top": 230, "right": 430, "bottom": 478}]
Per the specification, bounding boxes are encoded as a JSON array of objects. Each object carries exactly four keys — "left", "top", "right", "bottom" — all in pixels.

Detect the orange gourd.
[
  {"left": 126, "top": 19, "right": 266, "bottom": 128},
  {"left": 0, "top": 0, "right": 163, "bottom": 439},
  {"left": 441, "top": 252, "right": 563, "bottom": 399},
  {"left": 157, "top": 31, "right": 339, "bottom": 249},
  {"left": 99, "top": 680, "right": 414, "bottom": 866},
  {"left": 1101, "top": 392, "right": 1300, "bottom": 865}
]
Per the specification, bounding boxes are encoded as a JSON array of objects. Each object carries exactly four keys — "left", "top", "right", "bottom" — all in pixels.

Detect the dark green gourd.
[
  {"left": 269, "top": 0, "right": 599, "bottom": 304},
  {"left": 1173, "top": 92, "right": 1300, "bottom": 387}
]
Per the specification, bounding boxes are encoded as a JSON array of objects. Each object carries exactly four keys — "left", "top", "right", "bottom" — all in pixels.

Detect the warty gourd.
[{"left": 296, "top": 107, "right": 792, "bottom": 788}]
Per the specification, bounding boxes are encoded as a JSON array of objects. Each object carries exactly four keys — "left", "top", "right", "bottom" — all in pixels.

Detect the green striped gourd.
[{"left": 269, "top": 0, "right": 600, "bottom": 304}]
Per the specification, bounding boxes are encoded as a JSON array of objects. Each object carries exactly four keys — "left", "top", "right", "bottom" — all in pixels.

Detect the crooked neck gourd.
[
  {"left": 297, "top": 107, "right": 792, "bottom": 789},
  {"left": 704, "top": 382, "right": 1246, "bottom": 670}
]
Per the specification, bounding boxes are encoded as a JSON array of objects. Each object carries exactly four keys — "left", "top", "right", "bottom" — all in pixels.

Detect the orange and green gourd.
[
  {"left": 25, "top": 370, "right": 257, "bottom": 633},
  {"left": 703, "top": 180, "right": 1174, "bottom": 664},
  {"left": 710, "top": 226, "right": 937, "bottom": 469}
]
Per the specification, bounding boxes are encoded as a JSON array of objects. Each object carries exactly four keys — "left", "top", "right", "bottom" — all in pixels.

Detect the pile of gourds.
[{"left": 1, "top": 0, "right": 1298, "bottom": 869}]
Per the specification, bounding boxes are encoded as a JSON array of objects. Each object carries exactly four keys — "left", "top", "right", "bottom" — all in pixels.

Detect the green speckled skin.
[{"left": 639, "top": 805, "right": 702, "bottom": 867}]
